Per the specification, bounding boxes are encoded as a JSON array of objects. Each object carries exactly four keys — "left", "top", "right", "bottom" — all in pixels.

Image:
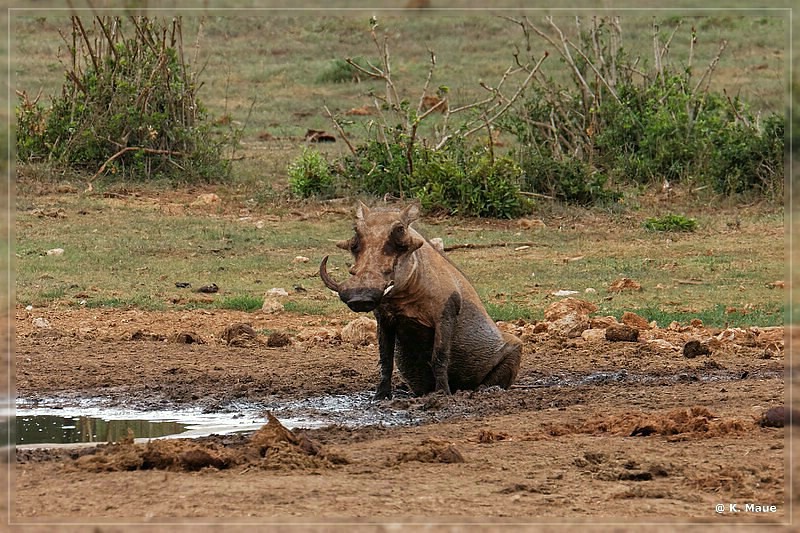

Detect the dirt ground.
[{"left": 8, "top": 300, "right": 795, "bottom": 530}]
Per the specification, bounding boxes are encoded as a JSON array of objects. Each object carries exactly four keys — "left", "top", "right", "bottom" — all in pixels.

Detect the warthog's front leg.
[
  {"left": 374, "top": 312, "right": 395, "bottom": 400},
  {"left": 431, "top": 293, "right": 462, "bottom": 395}
]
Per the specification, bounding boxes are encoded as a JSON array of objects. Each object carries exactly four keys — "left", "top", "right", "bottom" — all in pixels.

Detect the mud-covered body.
[{"left": 320, "top": 203, "right": 522, "bottom": 398}]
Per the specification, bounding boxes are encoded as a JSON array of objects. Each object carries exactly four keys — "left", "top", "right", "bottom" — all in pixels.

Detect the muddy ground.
[{"left": 9, "top": 304, "right": 796, "bottom": 529}]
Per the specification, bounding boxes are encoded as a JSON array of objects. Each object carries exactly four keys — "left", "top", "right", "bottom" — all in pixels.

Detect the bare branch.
[
  {"left": 324, "top": 105, "right": 358, "bottom": 158},
  {"left": 691, "top": 39, "right": 727, "bottom": 98},
  {"left": 461, "top": 52, "right": 547, "bottom": 139},
  {"left": 416, "top": 49, "right": 437, "bottom": 116}
]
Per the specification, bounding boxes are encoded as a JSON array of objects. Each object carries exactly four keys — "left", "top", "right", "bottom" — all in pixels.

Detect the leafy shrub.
[
  {"left": 501, "top": 16, "right": 784, "bottom": 202},
  {"left": 518, "top": 152, "right": 620, "bottom": 205},
  {"left": 334, "top": 137, "right": 531, "bottom": 218},
  {"left": 15, "top": 16, "right": 230, "bottom": 183},
  {"left": 316, "top": 56, "right": 372, "bottom": 84},
  {"left": 287, "top": 148, "right": 334, "bottom": 198},
  {"left": 643, "top": 214, "right": 697, "bottom": 232}
]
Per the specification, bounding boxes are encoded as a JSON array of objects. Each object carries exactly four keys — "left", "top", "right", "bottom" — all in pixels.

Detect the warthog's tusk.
[
  {"left": 383, "top": 281, "right": 395, "bottom": 296},
  {"left": 319, "top": 256, "right": 341, "bottom": 292}
]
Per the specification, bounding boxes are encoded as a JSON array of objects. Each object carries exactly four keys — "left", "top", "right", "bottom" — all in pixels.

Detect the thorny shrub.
[{"left": 15, "top": 16, "right": 231, "bottom": 183}]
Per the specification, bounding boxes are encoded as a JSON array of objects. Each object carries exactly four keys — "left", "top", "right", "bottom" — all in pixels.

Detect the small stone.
[
  {"left": 190, "top": 193, "right": 220, "bottom": 206},
  {"left": 580, "top": 328, "right": 607, "bottom": 342},
  {"left": 429, "top": 238, "right": 445, "bottom": 253},
  {"left": 552, "top": 290, "right": 579, "bottom": 297},
  {"left": 341, "top": 316, "right": 378, "bottom": 346},
  {"left": 621, "top": 311, "right": 650, "bottom": 330},
  {"left": 261, "top": 297, "right": 283, "bottom": 314},
  {"left": 32, "top": 317, "right": 51, "bottom": 329},
  {"left": 293, "top": 256, "right": 309, "bottom": 264},
  {"left": 46, "top": 248, "right": 64, "bottom": 256},
  {"left": 196, "top": 283, "right": 219, "bottom": 294},
  {"left": 608, "top": 278, "right": 642, "bottom": 292},
  {"left": 683, "top": 339, "right": 711, "bottom": 358},
  {"left": 266, "top": 332, "right": 292, "bottom": 347},
  {"left": 267, "top": 287, "right": 289, "bottom": 297},
  {"left": 605, "top": 324, "right": 639, "bottom": 342}
]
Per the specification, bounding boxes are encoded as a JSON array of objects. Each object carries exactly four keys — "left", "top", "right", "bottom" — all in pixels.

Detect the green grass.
[
  {"left": 13, "top": 191, "right": 785, "bottom": 327},
  {"left": 217, "top": 295, "right": 264, "bottom": 312},
  {"left": 10, "top": 12, "right": 788, "bottom": 328},
  {"left": 622, "top": 304, "right": 785, "bottom": 329}
]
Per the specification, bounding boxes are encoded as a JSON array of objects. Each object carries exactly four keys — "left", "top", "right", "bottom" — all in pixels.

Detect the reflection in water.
[{"left": 13, "top": 415, "right": 187, "bottom": 444}]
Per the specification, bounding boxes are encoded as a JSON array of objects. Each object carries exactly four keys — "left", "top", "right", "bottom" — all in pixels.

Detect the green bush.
[
  {"left": 643, "top": 214, "right": 697, "bottom": 232},
  {"left": 15, "top": 16, "right": 230, "bottom": 183},
  {"left": 287, "top": 148, "right": 334, "bottom": 198},
  {"left": 518, "top": 152, "right": 620, "bottom": 205},
  {"left": 334, "top": 137, "right": 531, "bottom": 219},
  {"left": 316, "top": 56, "right": 372, "bottom": 84},
  {"left": 501, "top": 17, "right": 784, "bottom": 202}
]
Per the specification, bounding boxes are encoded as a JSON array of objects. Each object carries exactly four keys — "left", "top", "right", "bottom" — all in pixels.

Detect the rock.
[
  {"left": 261, "top": 297, "right": 284, "bottom": 314},
  {"left": 532, "top": 322, "right": 548, "bottom": 334},
  {"left": 605, "top": 324, "right": 639, "bottom": 342},
  {"left": 190, "top": 193, "right": 220, "bottom": 206},
  {"left": 683, "top": 339, "right": 711, "bottom": 358},
  {"left": 584, "top": 287, "right": 597, "bottom": 294},
  {"left": 429, "top": 238, "right": 445, "bottom": 253},
  {"left": 590, "top": 316, "right": 619, "bottom": 329},
  {"left": 32, "top": 317, "right": 51, "bottom": 329},
  {"left": 267, "top": 287, "right": 289, "bottom": 297},
  {"left": 266, "top": 332, "right": 292, "bottom": 347},
  {"left": 304, "top": 129, "right": 336, "bottom": 143},
  {"left": 46, "top": 248, "right": 64, "bottom": 256},
  {"left": 552, "top": 290, "right": 579, "bottom": 297},
  {"left": 341, "top": 316, "right": 378, "bottom": 346},
  {"left": 608, "top": 278, "right": 642, "bottom": 292},
  {"left": 220, "top": 323, "right": 259, "bottom": 345},
  {"left": 580, "top": 328, "right": 607, "bottom": 342},
  {"left": 196, "top": 283, "right": 219, "bottom": 294},
  {"left": 545, "top": 298, "right": 597, "bottom": 338},
  {"left": 293, "top": 256, "right": 309, "bottom": 264},
  {"left": 646, "top": 338, "right": 678, "bottom": 351},
  {"left": 168, "top": 331, "right": 204, "bottom": 344},
  {"left": 544, "top": 298, "right": 598, "bottom": 322},
  {"left": 549, "top": 314, "right": 590, "bottom": 338},
  {"left": 175, "top": 282, "right": 192, "bottom": 289},
  {"left": 517, "top": 218, "right": 546, "bottom": 230},
  {"left": 621, "top": 312, "right": 650, "bottom": 330}
]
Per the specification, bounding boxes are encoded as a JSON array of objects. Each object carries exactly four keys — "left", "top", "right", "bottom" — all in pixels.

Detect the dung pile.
[{"left": 69, "top": 413, "right": 346, "bottom": 473}]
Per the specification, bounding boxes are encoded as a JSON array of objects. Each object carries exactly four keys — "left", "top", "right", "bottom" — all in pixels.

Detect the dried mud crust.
[{"left": 13, "top": 306, "right": 793, "bottom": 521}]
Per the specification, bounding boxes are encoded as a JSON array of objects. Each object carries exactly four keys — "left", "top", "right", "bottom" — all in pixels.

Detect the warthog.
[{"left": 320, "top": 202, "right": 522, "bottom": 399}]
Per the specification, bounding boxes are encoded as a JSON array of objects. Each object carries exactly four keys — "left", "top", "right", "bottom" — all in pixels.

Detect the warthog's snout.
[
  {"left": 339, "top": 287, "right": 384, "bottom": 312},
  {"left": 339, "top": 288, "right": 383, "bottom": 313}
]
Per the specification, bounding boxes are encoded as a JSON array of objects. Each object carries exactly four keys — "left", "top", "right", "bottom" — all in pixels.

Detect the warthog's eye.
[
  {"left": 350, "top": 234, "right": 361, "bottom": 255},
  {"left": 385, "top": 224, "right": 408, "bottom": 255}
]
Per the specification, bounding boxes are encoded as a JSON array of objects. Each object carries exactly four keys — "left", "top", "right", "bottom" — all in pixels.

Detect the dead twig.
[
  {"left": 86, "top": 146, "right": 185, "bottom": 189},
  {"left": 444, "top": 241, "right": 538, "bottom": 252},
  {"left": 324, "top": 105, "right": 358, "bottom": 158}
]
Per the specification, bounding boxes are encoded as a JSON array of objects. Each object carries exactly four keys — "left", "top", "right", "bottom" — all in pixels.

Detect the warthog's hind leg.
[{"left": 480, "top": 333, "right": 522, "bottom": 389}]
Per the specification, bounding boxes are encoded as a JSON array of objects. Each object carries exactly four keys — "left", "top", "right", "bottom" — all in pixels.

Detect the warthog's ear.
[
  {"left": 356, "top": 200, "right": 370, "bottom": 220},
  {"left": 390, "top": 224, "right": 425, "bottom": 254},
  {"left": 400, "top": 203, "right": 420, "bottom": 225}
]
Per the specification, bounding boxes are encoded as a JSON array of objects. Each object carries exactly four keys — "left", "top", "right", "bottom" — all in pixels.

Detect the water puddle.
[
  {"left": 7, "top": 391, "right": 418, "bottom": 447},
  {"left": 6, "top": 367, "right": 783, "bottom": 447},
  {"left": 6, "top": 405, "right": 278, "bottom": 447}
]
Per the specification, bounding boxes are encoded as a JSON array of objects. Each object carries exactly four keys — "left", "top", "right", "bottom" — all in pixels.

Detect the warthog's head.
[{"left": 320, "top": 202, "right": 425, "bottom": 313}]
